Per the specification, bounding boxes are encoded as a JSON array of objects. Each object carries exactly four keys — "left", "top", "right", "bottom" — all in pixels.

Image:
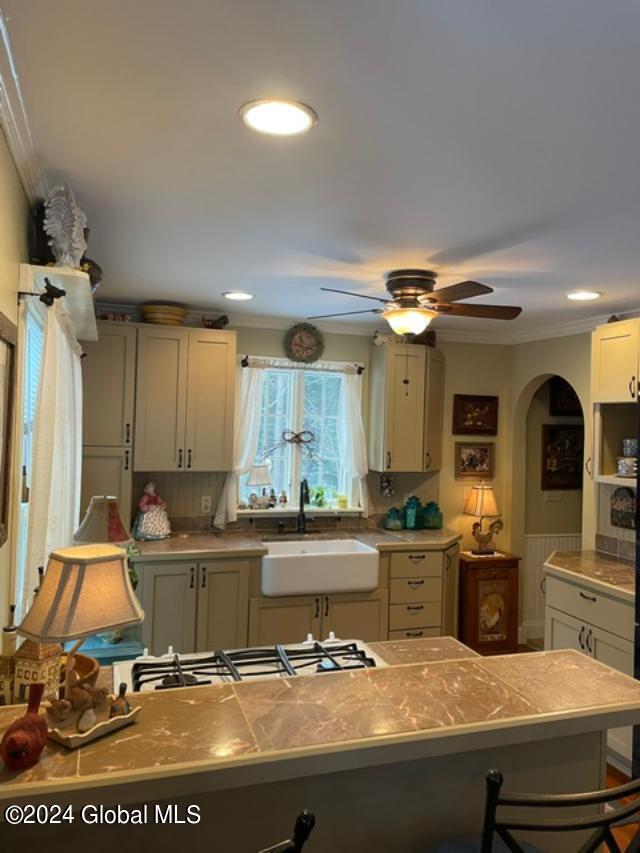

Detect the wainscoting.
[{"left": 521, "top": 533, "right": 582, "bottom": 642}]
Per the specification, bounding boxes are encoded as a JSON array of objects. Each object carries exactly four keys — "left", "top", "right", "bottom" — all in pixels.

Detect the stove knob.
[
  {"left": 327, "top": 631, "right": 336, "bottom": 642},
  {"left": 304, "top": 633, "right": 314, "bottom": 645},
  {"left": 167, "top": 645, "right": 174, "bottom": 656}
]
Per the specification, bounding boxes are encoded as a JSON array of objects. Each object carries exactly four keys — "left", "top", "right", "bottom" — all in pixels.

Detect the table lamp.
[
  {"left": 74, "top": 496, "right": 132, "bottom": 545},
  {"left": 17, "top": 544, "right": 144, "bottom": 698},
  {"left": 463, "top": 484, "right": 504, "bottom": 555}
]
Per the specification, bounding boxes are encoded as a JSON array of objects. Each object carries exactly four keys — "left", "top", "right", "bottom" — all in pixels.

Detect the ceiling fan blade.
[
  {"left": 307, "top": 308, "right": 383, "bottom": 320},
  {"left": 425, "top": 281, "right": 493, "bottom": 304},
  {"left": 435, "top": 303, "right": 522, "bottom": 320},
  {"left": 429, "top": 219, "right": 557, "bottom": 266},
  {"left": 320, "top": 287, "right": 390, "bottom": 304}
]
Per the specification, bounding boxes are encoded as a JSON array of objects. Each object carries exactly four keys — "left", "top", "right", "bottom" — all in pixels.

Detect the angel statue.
[{"left": 42, "top": 184, "right": 88, "bottom": 268}]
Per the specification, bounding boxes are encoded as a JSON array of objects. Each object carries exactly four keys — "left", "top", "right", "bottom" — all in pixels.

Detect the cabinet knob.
[{"left": 425, "top": 451, "right": 432, "bottom": 469}]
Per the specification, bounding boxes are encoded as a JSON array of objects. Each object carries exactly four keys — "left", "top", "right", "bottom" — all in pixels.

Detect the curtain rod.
[{"left": 240, "top": 354, "right": 364, "bottom": 375}]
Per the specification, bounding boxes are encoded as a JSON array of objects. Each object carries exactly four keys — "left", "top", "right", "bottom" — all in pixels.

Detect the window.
[
  {"left": 241, "top": 367, "right": 352, "bottom": 505},
  {"left": 15, "top": 304, "right": 44, "bottom": 618}
]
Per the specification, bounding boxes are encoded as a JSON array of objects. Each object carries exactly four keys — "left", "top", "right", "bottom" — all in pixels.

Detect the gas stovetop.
[{"left": 113, "top": 634, "right": 387, "bottom": 693}]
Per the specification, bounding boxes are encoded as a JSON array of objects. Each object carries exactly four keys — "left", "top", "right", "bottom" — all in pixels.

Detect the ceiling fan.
[{"left": 308, "top": 269, "right": 522, "bottom": 335}]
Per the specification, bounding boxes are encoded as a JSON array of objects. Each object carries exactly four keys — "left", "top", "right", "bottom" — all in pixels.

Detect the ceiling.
[{"left": 4, "top": 0, "right": 640, "bottom": 338}]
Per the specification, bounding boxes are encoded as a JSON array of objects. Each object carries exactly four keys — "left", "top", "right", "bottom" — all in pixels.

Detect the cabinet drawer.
[
  {"left": 390, "top": 552, "right": 443, "bottom": 579},
  {"left": 389, "top": 601, "right": 441, "bottom": 630},
  {"left": 389, "top": 627, "right": 440, "bottom": 640},
  {"left": 390, "top": 577, "right": 441, "bottom": 604},
  {"left": 546, "top": 575, "right": 634, "bottom": 640}
]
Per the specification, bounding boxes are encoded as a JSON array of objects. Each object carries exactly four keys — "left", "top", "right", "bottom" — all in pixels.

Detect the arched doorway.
[{"left": 511, "top": 374, "right": 585, "bottom": 646}]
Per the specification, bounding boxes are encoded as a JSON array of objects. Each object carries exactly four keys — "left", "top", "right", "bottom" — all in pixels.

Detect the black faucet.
[{"left": 297, "top": 479, "right": 309, "bottom": 534}]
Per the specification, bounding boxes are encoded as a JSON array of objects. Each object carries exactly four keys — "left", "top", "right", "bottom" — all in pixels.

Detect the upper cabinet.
[
  {"left": 82, "top": 323, "right": 136, "bottom": 446},
  {"left": 135, "top": 327, "right": 236, "bottom": 472},
  {"left": 592, "top": 319, "right": 639, "bottom": 403},
  {"left": 368, "top": 343, "right": 444, "bottom": 473}
]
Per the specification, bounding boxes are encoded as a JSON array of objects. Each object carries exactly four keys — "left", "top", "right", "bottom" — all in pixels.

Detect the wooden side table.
[{"left": 459, "top": 552, "right": 520, "bottom": 655}]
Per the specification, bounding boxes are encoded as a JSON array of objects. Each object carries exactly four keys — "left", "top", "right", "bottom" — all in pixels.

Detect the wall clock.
[{"left": 284, "top": 323, "right": 325, "bottom": 363}]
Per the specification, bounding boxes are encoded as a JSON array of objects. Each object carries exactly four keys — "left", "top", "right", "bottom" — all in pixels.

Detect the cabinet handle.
[
  {"left": 187, "top": 449, "right": 192, "bottom": 469},
  {"left": 445, "top": 552, "right": 452, "bottom": 572},
  {"left": 201, "top": 567, "right": 206, "bottom": 588},
  {"left": 314, "top": 597, "right": 320, "bottom": 619},
  {"left": 578, "top": 625, "right": 585, "bottom": 650},
  {"left": 125, "top": 422, "right": 131, "bottom": 444},
  {"left": 408, "top": 554, "right": 426, "bottom": 562},
  {"left": 189, "top": 567, "right": 195, "bottom": 589},
  {"left": 406, "top": 604, "right": 424, "bottom": 612},
  {"left": 124, "top": 450, "right": 129, "bottom": 471},
  {"left": 324, "top": 596, "right": 329, "bottom": 618},
  {"left": 584, "top": 456, "right": 592, "bottom": 476},
  {"left": 425, "top": 451, "right": 432, "bottom": 469},
  {"left": 630, "top": 376, "right": 637, "bottom": 399},
  {"left": 178, "top": 449, "right": 183, "bottom": 469},
  {"left": 405, "top": 630, "right": 424, "bottom": 637},
  {"left": 586, "top": 628, "right": 593, "bottom": 654},
  {"left": 407, "top": 579, "right": 425, "bottom": 587},
  {"left": 579, "top": 591, "right": 597, "bottom": 602},
  {"left": 540, "top": 576, "right": 546, "bottom": 595},
  {"left": 386, "top": 451, "right": 392, "bottom": 470}
]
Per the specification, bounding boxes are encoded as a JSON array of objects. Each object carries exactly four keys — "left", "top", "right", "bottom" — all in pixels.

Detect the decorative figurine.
[
  {"left": 268, "top": 489, "right": 277, "bottom": 508},
  {"left": 88, "top": 686, "right": 110, "bottom": 708},
  {"left": 471, "top": 518, "right": 505, "bottom": 555},
  {"left": 248, "top": 491, "right": 259, "bottom": 509},
  {"left": 133, "top": 482, "right": 171, "bottom": 540},
  {"left": 42, "top": 183, "right": 88, "bottom": 268},
  {"left": 68, "top": 686, "right": 92, "bottom": 712},
  {"left": 46, "top": 696, "right": 72, "bottom": 724},
  {"left": 77, "top": 707, "right": 97, "bottom": 733},
  {"left": 13, "top": 640, "right": 62, "bottom": 705},
  {"left": 109, "top": 683, "right": 132, "bottom": 718},
  {"left": 0, "top": 683, "right": 48, "bottom": 771},
  {"left": 278, "top": 490, "right": 288, "bottom": 506},
  {"left": 201, "top": 314, "right": 229, "bottom": 329},
  {"left": 380, "top": 473, "right": 395, "bottom": 499},
  {"left": 78, "top": 227, "right": 103, "bottom": 293}
]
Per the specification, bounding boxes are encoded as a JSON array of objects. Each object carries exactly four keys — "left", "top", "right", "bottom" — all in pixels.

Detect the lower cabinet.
[
  {"left": 81, "top": 445, "right": 132, "bottom": 523},
  {"left": 387, "top": 546, "right": 459, "bottom": 639},
  {"left": 138, "top": 559, "right": 250, "bottom": 656},
  {"left": 545, "top": 581, "right": 634, "bottom": 769},
  {"left": 249, "top": 590, "right": 389, "bottom": 646}
]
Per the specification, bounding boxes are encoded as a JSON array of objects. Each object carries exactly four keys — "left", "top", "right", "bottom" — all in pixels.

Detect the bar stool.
[{"left": 259, "top": 810, "right": 316, "bottom": 853}]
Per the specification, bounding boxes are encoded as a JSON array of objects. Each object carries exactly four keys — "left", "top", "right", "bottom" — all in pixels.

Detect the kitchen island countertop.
[
  {"left": 544, "top": 549, "right": 634, "bottom": 603},
  {"left": 129, "top": 527, "right": 462, "bottom": 562}
]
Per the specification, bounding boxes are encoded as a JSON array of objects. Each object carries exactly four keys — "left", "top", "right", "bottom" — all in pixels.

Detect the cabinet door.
[
  {"left": 423, "top": 349, "right": 444, "bottom": 472},
  {"left": 323, "top": 590, "right": 389, "bottom": 642},
  {"left": 135, "top": 327, "right": 188, "bottom": 471},
  {"left": 81, "top": 446, "right": 132, "bottom": 524},
  {"left": 82, "top": 324, "right": 136, "bottom": 446},
  {"left": 592, "top": 320, "right": 640, "bottom": 403},
  {"left": 590, "top": 625, "right": 634, "bottom": 764},
  {"left": 249, "top": 596, "right": 321, "bottom": 646},
  {"left": 184, "top": 330, "right": 236, "bottom": 471},
  {"left": 385, "top": 346, "right": 426, "bottom": 471},
  {"left": 140, "top": 562, "right": 197, "bottom": 655},
  {"left": 196, "top": 560, "right": 249, "bottom": 651},
  {"left": 544, "top": 606, "right": 585, "bottom": 653},
  {"left": 441, "top": 545, "right": 459, "bottom": 637}
]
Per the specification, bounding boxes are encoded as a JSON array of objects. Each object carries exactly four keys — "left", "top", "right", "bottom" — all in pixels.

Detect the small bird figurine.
[
  {"left": 88, "top": 686, "right": 109, "bottom": 709},
  {"left": 77, "top": 707, "right": 97, "bottom": 733},
  {"left": 109, "top": 683, "right": 131, "bottom": 718},
  {"left": 0, "top": 683, "right": 48, "bottom": 771},
  {"left": 46, "top": 696, "right": 72, "bottom": 724},
  {"left": 69, "top": 686, "right": 92, "bottom": 712}
]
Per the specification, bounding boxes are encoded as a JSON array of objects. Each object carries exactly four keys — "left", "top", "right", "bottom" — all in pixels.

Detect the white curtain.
[
  {"left": 213, "top": 366, "right": 264, "bottom": 528},
  {"left": 23, "top": 303, "right": 83, "bottom": 610},
  {"left": 339, "top": 372, "right": 370, "bottom": 515}
]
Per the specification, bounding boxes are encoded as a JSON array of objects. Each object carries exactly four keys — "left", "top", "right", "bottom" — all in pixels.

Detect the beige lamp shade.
[
  {"left": 74, "top": 496, "right": 132, "bottom": 545},
  {"left": 18, "top": 544, "right": 144, "bottom": 643},
  {"left": 247, "top": 463, "right": 271, "bottom": 487},
  {"left": 463, "top": 484, "right": 500, "bottom": 518}
]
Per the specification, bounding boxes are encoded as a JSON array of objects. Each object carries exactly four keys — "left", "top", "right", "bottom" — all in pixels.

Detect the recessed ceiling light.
[
  {"left": 239, "top": 99, "right": 318, "bottom": 136},
  {"left": 566, "top": 290, "right": 602, "bottom": 302},
  {"left": 222, "top": 290, "right": 254, "bottom": 302}
]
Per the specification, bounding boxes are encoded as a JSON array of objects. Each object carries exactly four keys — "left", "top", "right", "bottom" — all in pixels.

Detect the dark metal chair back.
[
  {"left": 259, "top": 810, "right": 316, "bottom": 853},
  {"left": 481, "top": 769, "right": 640, "bottom": 853}
]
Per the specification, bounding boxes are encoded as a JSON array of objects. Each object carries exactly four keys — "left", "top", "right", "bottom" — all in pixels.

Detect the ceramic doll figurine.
[{"left": 133, "top": 482, "right": 171, "bottom": 540}]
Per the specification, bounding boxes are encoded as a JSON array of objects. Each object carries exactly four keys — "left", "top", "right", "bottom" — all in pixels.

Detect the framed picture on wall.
[
  {"left": 0, "top": 312, "right": 16, "bottom": 546},
  {"left": 452, "top": 394, "right": 499, "bottom": 435},
  {"left": 455, "top": 442, "right": 495, "bottom": 478},
  {"left": 541, "top": 424, "right": 584, "bottom": 490},
  {"left": 548, "top": 376, "right": 582, "bottom": 416}
]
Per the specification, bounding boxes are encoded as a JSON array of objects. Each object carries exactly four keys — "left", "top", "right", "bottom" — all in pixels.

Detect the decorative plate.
[{"left": 284, "top": 323, "right": 325, "bottom": 363}]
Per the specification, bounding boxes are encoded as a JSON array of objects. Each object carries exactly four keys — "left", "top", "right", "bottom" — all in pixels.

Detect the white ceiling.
[{"left": 4, "top": 0, "right": 640, "bottom": 338}]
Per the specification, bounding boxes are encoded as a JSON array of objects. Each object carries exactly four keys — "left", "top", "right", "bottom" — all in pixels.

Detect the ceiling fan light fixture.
[
  {"left": 566, "top": 289, "right": 602, "bottom": 302},
  {"left": 222, "top": 290, "right": 254, "bottom": 301},
  {"left": 239, "top": 99, "right": 318, "bottom": 136},
  {"left": 382, "top": 306, "right": 437, "bottom": 336}
]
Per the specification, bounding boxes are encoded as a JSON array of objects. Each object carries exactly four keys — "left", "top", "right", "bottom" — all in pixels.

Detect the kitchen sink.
[{"left": 261, "top": 539, "right": 379, "bottom": 597}]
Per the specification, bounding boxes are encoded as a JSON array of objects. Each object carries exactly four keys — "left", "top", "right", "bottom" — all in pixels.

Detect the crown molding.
[{"left": 0, "top": 10, "right": 47, "bottom": 204}]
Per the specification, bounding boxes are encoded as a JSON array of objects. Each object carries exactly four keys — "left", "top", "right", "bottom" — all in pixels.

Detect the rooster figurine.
[
  {"left": 471, "top": 518, "right": 504, "bottom": 555},
  {"left": 0, "top": 683, "right": 48, "bottom": 771}
]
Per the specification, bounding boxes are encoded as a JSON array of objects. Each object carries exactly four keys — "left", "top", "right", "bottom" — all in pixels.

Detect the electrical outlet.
[
  {"left": 544, "top": 491, "right": 563, "bottom": 503},
  {"left": 201, "top": 495, "right": 212, "bottom": 514}
]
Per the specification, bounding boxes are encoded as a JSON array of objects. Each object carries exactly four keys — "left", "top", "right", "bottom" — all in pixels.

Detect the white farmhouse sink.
[{"left": 261, "top": 539, "right": 379, "bottom": 597}]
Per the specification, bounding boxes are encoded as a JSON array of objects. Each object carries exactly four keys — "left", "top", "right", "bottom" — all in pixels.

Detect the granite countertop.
[
  {"left": 2, "top": 641, "right": 640, "bottom": 804},
  {"left": 130, "top": 528, "right": 462, "bottom": 561},
  {"left": 544, "top": 550, "right": 635, "bottom": 602}
]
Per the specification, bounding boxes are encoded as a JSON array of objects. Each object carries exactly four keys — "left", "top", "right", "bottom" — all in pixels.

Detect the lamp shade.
[
  {"left": 74, "top": 496, "right": 131, "bottom": 545},
  {"left": 17, "top": 544, "right": 144, "bottom": 644},
  {"left": 382, "top": 306, "right": 437, "bottom": 336},
  {"left": 247, "top": 463, "right": 272, "bottom": 487},
  {"left": 463, "top": 484, "right": 500, "bottom": 518}
]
